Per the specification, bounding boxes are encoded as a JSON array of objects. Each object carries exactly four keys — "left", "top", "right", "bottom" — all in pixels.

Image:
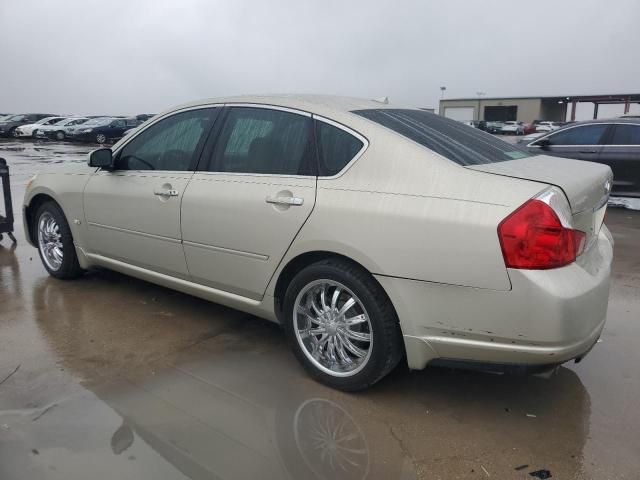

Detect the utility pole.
[
  {"left": 476, "top": 91, "right": 486, "bottom": 121},
  {"left": 439, "top": 86, "right": 446, "bottom": 115}
]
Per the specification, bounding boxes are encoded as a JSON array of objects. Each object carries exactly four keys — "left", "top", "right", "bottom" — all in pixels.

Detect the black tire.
[
  {"left": 55, "top": 130, "right": 65, "bottom": 141},
  {"left": 34, "top": 201, "right": 83, "bottom": 279},
  {"left": 10, "top": 127, "right": 18, "bottom": 138},
  {"left": 96, "top": 133, "right": 107, "bottom": 144},
  {"left": 282, "top": 258, "right": 404, "bottom": 391}
]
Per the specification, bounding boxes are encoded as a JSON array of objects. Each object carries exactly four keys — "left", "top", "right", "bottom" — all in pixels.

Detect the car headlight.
[{"left": 83, "top": 128, "right": 93, "bottom": 133}]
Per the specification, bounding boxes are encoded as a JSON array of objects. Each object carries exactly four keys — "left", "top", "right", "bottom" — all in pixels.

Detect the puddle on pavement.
[{"left": 1, "top": 140, "right": 640, "bottom": 479}]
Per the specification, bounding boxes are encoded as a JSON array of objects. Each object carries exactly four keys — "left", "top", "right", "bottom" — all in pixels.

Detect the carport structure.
[
  {"left": 563, "top": 93, "right": 640, "bottom": 120},
  {"left": 439, "top": 93, "right": 640, "bottom": 123}
]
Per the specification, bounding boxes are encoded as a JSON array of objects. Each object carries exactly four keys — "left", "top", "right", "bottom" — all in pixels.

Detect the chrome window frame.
[
  {"left": 526, "top": 122, "right": 640, "bottom": 148},
  {"left": 107, "top": 102, "right": 369, "bottom": 178}
]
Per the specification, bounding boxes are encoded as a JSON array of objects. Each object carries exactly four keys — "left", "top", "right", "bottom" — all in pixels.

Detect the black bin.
[{"left": 0, "top": 158, "right": 16, "bottom": 243}]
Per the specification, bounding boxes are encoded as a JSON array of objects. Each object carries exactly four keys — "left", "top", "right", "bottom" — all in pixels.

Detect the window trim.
[
  {"left": 109, "top": 105, "right": 221, "bottom": 173},
  {"left": 198, "top": 104, "right": 317, "bottom": 178},
  {"left": 527, "top": 122, "right": 639, "bottom": 148},
  {"left": 312, "top": 115, "right": 369, "bottom": 179}
]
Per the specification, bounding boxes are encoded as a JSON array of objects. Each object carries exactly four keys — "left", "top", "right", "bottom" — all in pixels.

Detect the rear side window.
[
  {"left": 208, "top": 107, "right": 314, "bottom": 175},
  {"left": 544, "top": 124, "right": 608, "bottom": 146},
  {"left": 610, "top": 124, "right": 640, "bottom": 145},
  {"left": 316, "top": 120, "right": 364, "bottom": 176},
  {"left": 353, "top": 108, "right": 530, "bottom": 165}
]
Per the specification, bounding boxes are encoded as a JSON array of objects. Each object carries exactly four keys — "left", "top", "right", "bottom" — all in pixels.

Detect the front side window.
[
  {"left": 208, "top": 107, "right": 313, "bottom": 175},
  {"left": 542, "top": 124, "right": 608, "bottom": 146},
  {"left": 610, "top": 124, "right": 640, "bottom": 145},
  {"left": 316, "top": 120, "right": 364, "bottom": 176},
  {"left": 116, "top": 108, "right": 216, "bottom": 171}
]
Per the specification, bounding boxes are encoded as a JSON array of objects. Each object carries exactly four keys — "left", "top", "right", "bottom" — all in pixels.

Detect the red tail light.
[{"left": 498, "top": 198, "right": 586, "bottom": 269}]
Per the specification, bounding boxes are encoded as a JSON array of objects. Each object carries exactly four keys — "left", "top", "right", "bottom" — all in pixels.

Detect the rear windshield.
[{"left": 353, "top": 108, "right": 531, "bottom": 165}]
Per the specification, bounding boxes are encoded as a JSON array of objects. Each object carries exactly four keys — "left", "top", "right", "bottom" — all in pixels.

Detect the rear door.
[
  {"left": 83, "top": 107, "right": 218, "bottom": 277},
  {"left": 599, "top": 123, "right": 640, "bottom": 196},
  {"left": 181, "top": 105, "right": 317, "bottom": 299},
  {"left": 529, "top": 123, "right": 609, "bottom": 161}
]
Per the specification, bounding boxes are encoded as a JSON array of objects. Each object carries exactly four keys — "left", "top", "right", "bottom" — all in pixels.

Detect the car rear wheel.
[
  {"left": 96, "top": 133, "right": 107, "bottom": 144},
  {"left": 283, "top": 259, "right": 403, "bottom": 391},
  {"left": 55, "top": 130, "right": 65, "bottom": 141},
  {"left": 34, "top": 201, "right": 83, "bottom": 279},
  {"left": 10, "top": 128, "right": 18, "bottom": 138}
]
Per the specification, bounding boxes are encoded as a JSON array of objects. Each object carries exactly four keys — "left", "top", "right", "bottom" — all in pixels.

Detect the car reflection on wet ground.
[{"left": 1, "top": 138, "right": 639, "bottom": 479}]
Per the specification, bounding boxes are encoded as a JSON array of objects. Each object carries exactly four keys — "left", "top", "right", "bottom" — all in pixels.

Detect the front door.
[
  {"left": 181, "top": 106, "right": 317, "bottom": 299},
  {"left": 600, "top": 123, "right": 640, "bottom": 196},
  {"left": 533, "top": 123, "right": 608, "bottom": 161},
  {"left": 83, "top": 108, "right": 218, "bottom": 277}
]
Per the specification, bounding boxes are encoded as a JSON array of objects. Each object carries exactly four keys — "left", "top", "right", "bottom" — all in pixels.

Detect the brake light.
[{"left": 498, "top": 196, "right": 586, "bottom": 269}]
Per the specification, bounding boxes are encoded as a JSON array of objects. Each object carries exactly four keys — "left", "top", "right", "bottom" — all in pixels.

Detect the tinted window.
[
  {"left": 117, "top": 108, "right": 216, "bottom": 171},
  {"left": 316, "top": 121, "right": 364, "bottom": 176},
  {"left": 544, "top": 124, "right": 608, "bottom": 146},
  {"left": 354, "top": 109, "right": 531, "bottom": 165},
  {"left": 209, "top": 107, "right": 313, "bottom": 175},
  {"left": 610, "top": 124, "right": 640, "bottom": 145}
]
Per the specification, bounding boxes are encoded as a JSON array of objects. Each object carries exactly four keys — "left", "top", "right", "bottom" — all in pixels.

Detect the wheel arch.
[
  {"left": 272, "top": 250, "right": 399, "bottom": 326},
  {"left": 24, "top": 193, "right": 60, "bottom": 245}
]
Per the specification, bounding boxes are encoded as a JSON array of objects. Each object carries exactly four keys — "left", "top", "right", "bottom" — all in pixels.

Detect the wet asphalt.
[{"left": 0, "top": 138, "right": 639, "bottom": 480}]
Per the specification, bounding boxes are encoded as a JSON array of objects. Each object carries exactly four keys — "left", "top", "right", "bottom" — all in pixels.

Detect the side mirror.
[
  {"left": 88, "top": 148, "right": 114, "bottom": 169},
  {"left": 535, "top": 138, "right": 551, "bottom": 149}
]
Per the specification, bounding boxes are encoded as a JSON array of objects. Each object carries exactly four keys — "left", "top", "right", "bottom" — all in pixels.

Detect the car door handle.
[
  {"left": 265, "top": 195, "right": 304, "bottom": 206},
  {"left": 154, "top": 188, "right": 179, "bottom": 197}
]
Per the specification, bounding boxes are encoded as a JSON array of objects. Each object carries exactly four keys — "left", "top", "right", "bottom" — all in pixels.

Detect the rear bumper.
[{"left": 376, "top": 225, "right": 613, "bottom": 370}]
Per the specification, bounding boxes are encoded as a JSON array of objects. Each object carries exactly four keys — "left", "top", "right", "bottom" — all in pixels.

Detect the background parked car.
[
  {"left": 35, "top": 117, "right": 90, "bottom": 140},
  {"left": 70, "top": 117, "right": 137, "bottom": 143},
  {"left": 0, "top": 113, "right": 57, "bottom": 137},
  {"left": 485, "top": 121, "right": 504, "bottom": 134},
  {"left": 14, "top": 116, "right": 67, "bottom": 138},
  {"left": 524, "top": 118, "right": 640, "bottom": 197},
  {"left": 462, "top": 120, "right": 488, "bottom": 131},
  {"left": 500, "top": 121, "right": 525, "bottom": 135},
  {"left": 535, "top": 121, "right": 562, "bottom": 132}
]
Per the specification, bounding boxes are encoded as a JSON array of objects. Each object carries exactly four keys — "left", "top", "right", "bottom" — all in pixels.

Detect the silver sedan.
[{"left": 23, "top": 95, "right": 613, "bottom": 390}]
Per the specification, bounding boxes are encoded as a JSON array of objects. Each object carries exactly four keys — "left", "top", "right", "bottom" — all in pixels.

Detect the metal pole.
[
  {"left": 0, "top": 158, "right": 16, "bottom": 243},
  {"left": 570, "top": 101, "right": 577, "bottom": 121}
]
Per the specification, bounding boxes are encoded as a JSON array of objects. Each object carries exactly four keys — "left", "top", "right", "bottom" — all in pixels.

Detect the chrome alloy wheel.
[
  {"left": 294, "top": 280, "right": 373, "bottom": 377},
  {"left": 38, "top": 212, "right": 63, "bottom": 271}
]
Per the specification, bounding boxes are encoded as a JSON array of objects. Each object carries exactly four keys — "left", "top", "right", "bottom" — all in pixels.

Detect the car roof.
[
  {"left": 168, "top": 94, "right": 399, "bottom": 117},
  {"left": 569, "top": 117, "right": 640, "bottom": 125}
]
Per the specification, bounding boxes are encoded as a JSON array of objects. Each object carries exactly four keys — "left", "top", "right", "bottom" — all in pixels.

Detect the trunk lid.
[
  {"left": 468, "top": 154, "right": 612, "bottom": 214},
  {"left": 468, "top": 154, "right": 613, "bottom": 246}
]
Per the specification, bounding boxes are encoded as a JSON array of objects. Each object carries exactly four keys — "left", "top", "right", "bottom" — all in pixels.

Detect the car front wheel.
[
  {"left": 96, "top": 133, "right": 107, "bottom": 144},
  {"left": 34, "top": 201, "right": 83, "bottom": 279},
  {"left": 283, "top": 259, "right": 404, "bottom": 391}
]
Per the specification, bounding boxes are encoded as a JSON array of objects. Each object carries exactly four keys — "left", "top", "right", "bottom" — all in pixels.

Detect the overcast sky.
[{"left": 1, "top": 0, "right": 639, "bottom": 117}]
